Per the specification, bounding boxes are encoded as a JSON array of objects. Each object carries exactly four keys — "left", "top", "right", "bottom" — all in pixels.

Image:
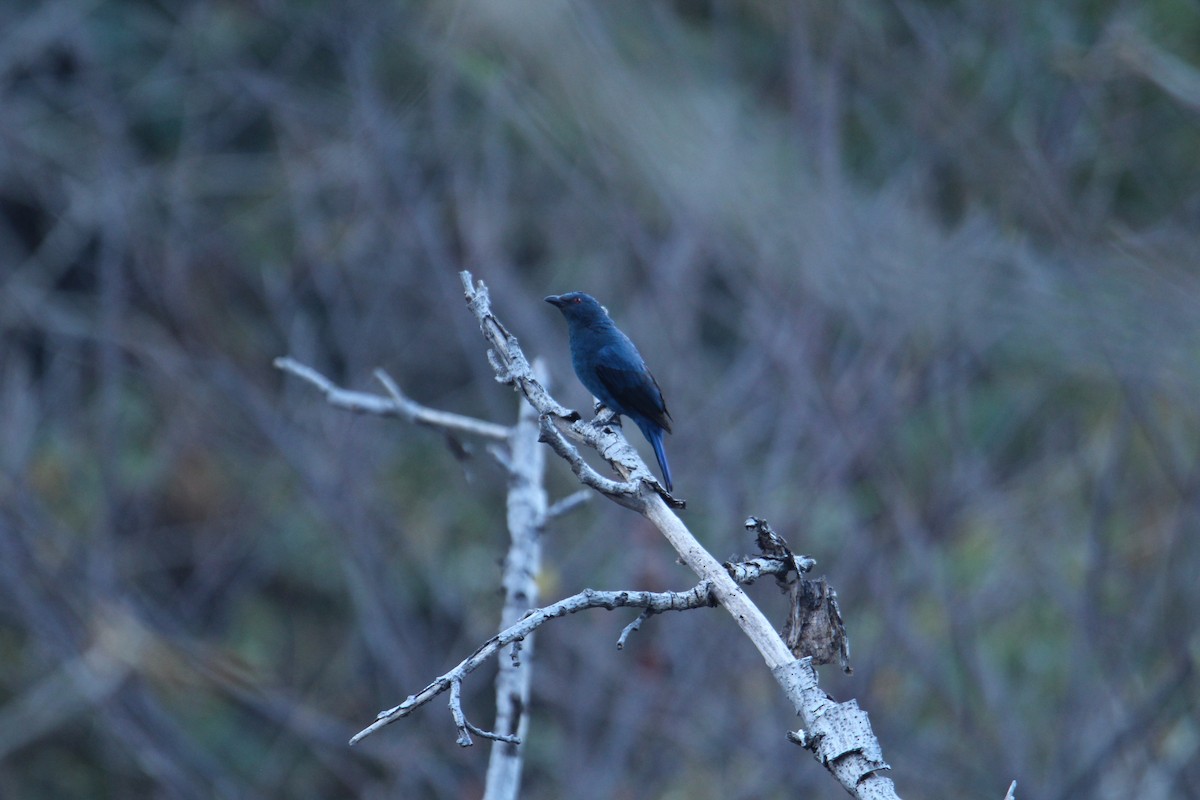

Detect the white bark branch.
[
  {"left": 349, "top": 550, "right": 819, "bottom": 742},
  {"left": 545, "top": 490, "right": 591, "bottom": 520},
  {"left": 482, "top": 362, "right": 549, "bottom": 800},
  {"left": 273, "top": 356, "right": 510, "bottom": 440},
  {"left": 351, "top": 581, "right": 730, "bottom": 744}
]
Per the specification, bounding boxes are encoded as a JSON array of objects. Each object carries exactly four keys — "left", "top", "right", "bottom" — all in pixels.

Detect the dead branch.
[
  {"left": 456, "top": 272, "right": 899, "bottom": 799},
  {"left": 275, "top": 355, "right": 583, "bottom": 800}
]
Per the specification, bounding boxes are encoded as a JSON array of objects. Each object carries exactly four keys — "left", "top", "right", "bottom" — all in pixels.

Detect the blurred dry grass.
[{"left": 1, "top": 0, "right": 1199, "bottom": 797}]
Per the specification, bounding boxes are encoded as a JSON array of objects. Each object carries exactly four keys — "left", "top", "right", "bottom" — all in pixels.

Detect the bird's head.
[{"left": 544, "top": 292, "right": 609, "bottom": 324}]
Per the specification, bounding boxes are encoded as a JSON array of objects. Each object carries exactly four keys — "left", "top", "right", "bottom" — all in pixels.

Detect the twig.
[
  {"left": 545, "top": 490, "right": 591, "bottom": 520},
  {"left": 449, "top": 680, "right": 520, "bottom": 747},
  {"left": 617, "top": 609, "right": 655, "bottom": 649},
  {"left": 722, "top": 556, "right": 793, "bottom": 585}
]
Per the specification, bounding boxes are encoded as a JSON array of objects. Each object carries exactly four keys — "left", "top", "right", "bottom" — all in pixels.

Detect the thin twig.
[
  {"left": 447, "top": 680, "right": 520, "bottom": 747},
  {"left": 545, "top": 490, "right": 591, "bottom": 520},
  {"left": 617, "top": 609, "right": 655, "bottom": 650}
]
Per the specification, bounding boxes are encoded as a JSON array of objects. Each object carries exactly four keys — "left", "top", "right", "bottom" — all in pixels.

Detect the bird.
[{"left": 545, "top": 292, "right": 674, "bottom": 492}]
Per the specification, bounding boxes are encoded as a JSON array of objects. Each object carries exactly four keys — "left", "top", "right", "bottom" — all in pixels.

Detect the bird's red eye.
[{"left": 572, "top": 297, "right": 582, "bottom": 304}]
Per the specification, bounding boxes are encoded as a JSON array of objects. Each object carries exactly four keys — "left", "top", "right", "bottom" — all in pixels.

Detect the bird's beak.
[{"left": 544, "top": 295, "right": 564, "bottom": 307}]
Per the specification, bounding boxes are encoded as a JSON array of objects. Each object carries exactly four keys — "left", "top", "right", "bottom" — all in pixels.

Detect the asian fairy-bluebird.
[{"left": 545, "top": 292, "right": 673, "bottom": 491}]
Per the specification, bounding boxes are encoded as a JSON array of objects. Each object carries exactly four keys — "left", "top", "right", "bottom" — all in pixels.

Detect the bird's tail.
[{"left": 641, "top": 425, "right": 673, "bottom": 492}]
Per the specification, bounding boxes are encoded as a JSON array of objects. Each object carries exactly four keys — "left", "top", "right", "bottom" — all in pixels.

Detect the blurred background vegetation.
[{"left": 2, "top": 0, "right": 1199, "bottom": 797}]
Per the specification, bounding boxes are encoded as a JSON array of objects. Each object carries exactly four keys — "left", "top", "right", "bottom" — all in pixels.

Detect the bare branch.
[
  {"left": 537, "top": 415, "right": 642, "bottom": 506},
  {"left": 457, "top": 272, "right": 899, "bottom": 799},
  {"left": 272, "top": 356, "right": 510, "bottom": 440},
  {"left": 274, "top": 356, "right": 393, "bottom": 414},
  {"left": 483, "top": 360, "right": 549, "bottom": 800},
  {"left": 349, "top": 583, "right": 718, "bottom": 745},
  {"left": 722, "top": 556, "right": 793, "bottom": 585},
  {"left": 448, "top": 680, "right": 520, "bottom": 747},
  {"left": 373, "top": 368, "right": 511, "bottom": 440},
  {"left": 351, "top": 546, "right": 824, "bottom": 743}
]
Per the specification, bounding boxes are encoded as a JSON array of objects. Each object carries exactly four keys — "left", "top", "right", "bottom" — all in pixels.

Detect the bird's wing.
[{"left": 594, "top": 356, "right": 672, "bottom": 434}]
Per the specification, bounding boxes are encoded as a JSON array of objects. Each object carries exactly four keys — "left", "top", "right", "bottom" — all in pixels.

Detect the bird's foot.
[
  {"left": 653, "top": 480, "right": 685, "bottom": 509},
  {"left": 593, "top": 405, "right": 620, "bottom": 427}
]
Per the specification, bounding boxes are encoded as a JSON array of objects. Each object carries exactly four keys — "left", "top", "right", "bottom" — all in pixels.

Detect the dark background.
[{"left": 1, "top": 1, "right": 1198, "bottom": 797}]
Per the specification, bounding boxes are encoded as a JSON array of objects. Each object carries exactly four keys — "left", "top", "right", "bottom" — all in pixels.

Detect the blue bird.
[{"left": 545, "top": 292, "right": 674, "bottom": 492}]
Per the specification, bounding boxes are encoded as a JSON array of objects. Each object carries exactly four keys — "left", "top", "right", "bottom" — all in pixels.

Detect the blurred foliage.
[{"left": 1, "top": 0, "right": 1199, "bottom": 798}]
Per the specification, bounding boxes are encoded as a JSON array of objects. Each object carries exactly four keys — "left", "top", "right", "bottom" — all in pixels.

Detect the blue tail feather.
[{"left": 641, "top": 424, "right": 673, "bottom": 492}]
